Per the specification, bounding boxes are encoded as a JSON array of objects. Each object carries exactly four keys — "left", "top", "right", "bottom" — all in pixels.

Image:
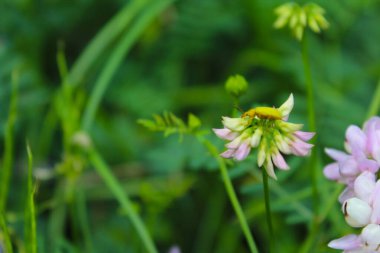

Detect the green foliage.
[
  {"left": 225, "top": 74, "right": 248, "bottom": 98},
  {"left": 138, "top": 112, "right": 202, "bottom": 140},
  {"left": 1, "top": 0, "right": 380, "bottom": 252}
]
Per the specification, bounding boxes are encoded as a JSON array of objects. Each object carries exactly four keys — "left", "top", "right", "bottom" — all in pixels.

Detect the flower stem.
[
  {"left": 0, "top": 69, "right": 18, "bottom": 213},
  {"left": 0, "top": 213, "right": 13, "bottom": 253},
  {"left": 25, "top": 144, "right": 37, "bottom": 253},
  {"left": 88, "top": 147, "right": 158, "bottom": 253},
  {"left": 262, "top": 168, "right": 275, "bottom": 253},
  {"left": 301, "top": 34, "right": 319, "bottom": 220},
  {"left": 366, "top": 78, "right": 380, "bottom": 119},
  {"left": 199, "top": 137, "right": 259, "bottom": 253}
]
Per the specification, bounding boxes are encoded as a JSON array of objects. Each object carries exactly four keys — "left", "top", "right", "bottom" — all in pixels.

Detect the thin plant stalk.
[
  {"left": 81, "top": 0, "right": 175, "bottom": 131},
  {"left": 262, "top": 168, "right": 275, "bottom": 253},
  {"left": 48, "top": 181, "right": 67, "bottom": 253},
  {"left": 0, "top": 69, "right": 18, "bottom": 213},
  {"left": 25, "top": 143, "right": 37, "bottom": 253},
  {"left": 75, "top": 189, "right": 95, "bottom": 253},
  {"left": 0, "top": 212, "right": 13, "bottom": 253},
  {"left": 198, "top": 136, "right": 259, "bottom": 253},
  {"left": 301, "top": 34, "right": 319, "bottom": 220},
  {"left": 88, "top": 147, "right": 158, "bottom": 253},
  {"left": 366, "top": 78, "right": 380, "bottom": 119},
  {"left": 68, "top": 0, "right": 149, "bottom": 87}
]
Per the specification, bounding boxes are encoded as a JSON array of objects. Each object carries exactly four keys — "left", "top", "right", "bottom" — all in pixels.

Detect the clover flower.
[
  {"left": 325, "top": 117, "right": 380, "bottom": 251},
  {"left": 324, "top": 117, "right": 380, "bottom": 203},
  {"left": 342, "top": 172, "right": 380, "bottom": 228},
  {"left": 329, "top": 224, "right": 380, "bottom": 252},
  {"left": 168, "top": 246, "right": 181, "bottom": 253},
  {"left": 213, "top": 94, "right": 315, "bottom": 179},
  {"left": 274, "top": 2, "right": 329, "bottom": 40}
]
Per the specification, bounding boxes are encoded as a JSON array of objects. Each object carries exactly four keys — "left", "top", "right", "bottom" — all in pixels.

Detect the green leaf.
[
  {"left": 188, "top": 113, "right": 202, "bottom": 130},
  {"left": 137, "top": 119, "right": 157, "bottom": 131}
]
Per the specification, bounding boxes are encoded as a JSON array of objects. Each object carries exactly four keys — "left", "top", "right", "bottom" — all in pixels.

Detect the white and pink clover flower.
[
  {"left": 329, "top": 224, "right": 380, "bottom": 253},
  {"left": 213, "top": 94, "right": 314, "bottom": 179},
  {"left": 326, "top": 117, "right": 380, "bottom": 252},
  {"left": 324, "top": 117, "right": 380, "bottom": 203}
]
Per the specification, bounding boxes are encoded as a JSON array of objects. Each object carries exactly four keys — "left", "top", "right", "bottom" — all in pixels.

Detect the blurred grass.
[
  {"left": 0, "top": 0, "right": 380, "bottom": 252},
  {"left": 0, "top": 69, "right": 18, "bottom": 213},
  {"left": 25, "top": 143, "right": 37, "bottom": 253}
]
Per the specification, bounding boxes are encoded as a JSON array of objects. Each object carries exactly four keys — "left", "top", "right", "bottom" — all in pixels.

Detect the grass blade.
[
  {"left": 88, "top": 147, "right": 158, "bottom": 253},
  {"left": 0, "top": 69, "right": 18, "bottom": 213},
  {"left": 0, "top": 212, "right": 13, "bottom": 253},
  {"left": 25, "top": 143, "right": 37, "bottom": 253},
  {"left": 82, "top": 0, "right": 176, "bottom": 130},
  {"left": 68, "top": 0, "right": 149, "bottom": 87}
]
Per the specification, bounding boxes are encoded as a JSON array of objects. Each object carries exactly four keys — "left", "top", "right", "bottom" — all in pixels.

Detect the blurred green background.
[{"left": 1, "top": 0, "right": 380, "bottom": 252}]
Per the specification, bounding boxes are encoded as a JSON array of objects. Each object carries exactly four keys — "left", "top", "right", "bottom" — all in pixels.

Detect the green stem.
[
  {"left": 48, "top": 181, "right": 67, "bottom": 253},
  {"left": 75, "top": 189, "right": 95, "bottom": 253},
  {"left": 25, "top": 144, "right": 37, "bottom": 253},
  {"left": 199, "top": 137, "right": 259, "bottom": 253},
  {"left": 88, "top": 147, "right": 158, "bottom": 253},
  {"left": 366, "top": 78, "right": 380, "bottom": 119},
  {"left": 0, "top": 213, "right": 13, "bottom": 253},
  {"left": 301, "top": 34, "right": 319, "bottom": 220},
  {"left": 68, "top": 0, "right": 149, "bottom": 87},
  {"left": 262, "top": 168, "right": 274, "bottom": 253},
  {"left": 0, "top": 69, "right": 18, "bottom": 213},
  {"left": 81, "top": 0, "right": 175, "bottom": 131}
]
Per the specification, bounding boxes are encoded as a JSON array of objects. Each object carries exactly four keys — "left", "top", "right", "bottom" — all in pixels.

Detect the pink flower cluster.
[
  {"left": 324, "top": 117, "right": 380, "bottom": 252},
  {"left": 213, "top": 94, "right": 315, "bottom": 179}
]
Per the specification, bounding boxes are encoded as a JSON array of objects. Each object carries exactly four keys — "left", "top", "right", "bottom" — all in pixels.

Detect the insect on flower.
[
  {"left": 241, "top": 107, "right": 282, "bottom": 120},
  {"left": 213, "top": 94, "right": 315, "bottom": 179}
]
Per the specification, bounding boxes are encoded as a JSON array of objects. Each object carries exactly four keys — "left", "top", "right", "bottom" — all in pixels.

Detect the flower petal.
[
  {"left": 222, "top": 117, "right": 247, "bottom": 131},
  {"left": 361, "top": 224, "right": 380, "bottom": 246},
  {"left": 357, "top": 158, "right": 379, "bottom": 174},
  {"left": 370, "top": 182, "right": 380, "bottom": 224},
  {"left": 250, "top": 128, "right": 262, "bottom": 148},
  {"left": 275, "top": 134, "right": 292, "bottom": 154},
  {"left": 278, "top": 93, "right": 294, "bottom": 120},
  {"left": 265, "top": 156, "right": 277, "bottom": 180},
  {"left": 323, "top": 162, "right": 341, "bottom": 180},
  {"left": 328, "top": 234, "right": 361, "bottom": 250},
  {"left": 271, "top": 151, "right": 289, "bottom": 170},
  {"left": 354, "top": 171, "right": 376, "bottom": 203},
  {"left": 294, "top": 131, "right": 315, "bottom": 141},
  {"left": 371, "top": 130, "right": 380, "bottom": 163},
  {"left": 234, "top": 141, "right": 251, "bottom": 161},
  {"left": 343, "top": 198, "right": 372, "bottom": 227},
  {"left": 226, "top": 135, "right": 243, "bottom": 149},
  {"left": 290, "top": 137, "right": 313, "bottom": 156},
  {"left": 220, "top": 149, "right": 235, "bottom": 159},
  {"left": 257, "top": 140, "right": 267, "bottom": 167},
  {"left": 213, "top": 128, "right": 238, "bottom": 141},
  {"left": 339, "top": 158, "right": 359, "bottom": 178},
  {"left": 345, "top": 125, "right": 366, "bottom": 154},
  {"left": 339, "top": 186, "right": 355, "bottom": 203},
  {"left": 325, "top": 148, "right": 350, "bottom": 162}
]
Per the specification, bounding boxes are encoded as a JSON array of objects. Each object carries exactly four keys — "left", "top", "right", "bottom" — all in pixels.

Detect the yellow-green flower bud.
[
  {"left": 225, "top": 74, "right": 248, "bottom": 97},
  {"left": 274, "top": 2, "right": 328, "bottom": 41}
]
